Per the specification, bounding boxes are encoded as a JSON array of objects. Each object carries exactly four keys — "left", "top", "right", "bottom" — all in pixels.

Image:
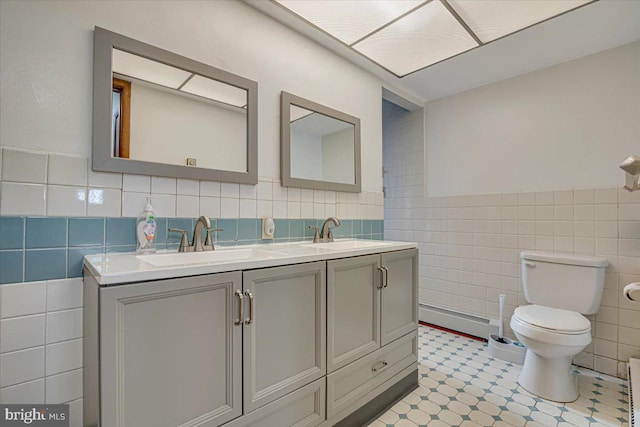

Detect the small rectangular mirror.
[
  {"left": 281, "top": 92, "right": 361, "bottom": 192},
  {"left": 93, "top": 27, "right": 258, "bottom": 183}
]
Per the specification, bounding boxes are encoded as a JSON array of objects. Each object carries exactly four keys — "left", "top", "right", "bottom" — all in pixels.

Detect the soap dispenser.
[{"left": 136, "top": 197, "right": 157, "bottom": 254}]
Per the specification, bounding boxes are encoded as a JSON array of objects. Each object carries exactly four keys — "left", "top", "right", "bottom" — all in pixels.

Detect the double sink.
[{"left": 137, "top": 239, "right": 392, "bottom": 267}]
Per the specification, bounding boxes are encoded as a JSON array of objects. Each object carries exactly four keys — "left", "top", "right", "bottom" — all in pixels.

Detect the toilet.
[{"left": 510, "top": 251, "right": 608, "bottom": 402}]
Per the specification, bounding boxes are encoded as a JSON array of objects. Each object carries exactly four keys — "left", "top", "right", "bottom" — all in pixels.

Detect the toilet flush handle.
[{"left": 525, "top": 262, "right": 536, "bottom": 268}]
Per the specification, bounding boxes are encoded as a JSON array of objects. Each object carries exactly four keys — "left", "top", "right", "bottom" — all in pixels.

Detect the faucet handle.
[
  {"left": 308, "top": 226, "right": 320, "bottom": 243},
  {"left": 204, "top": 228, "right": 224, "bottom": 250},
  {"left": 169, "top": 228, "right": 190, "bottom": 252}
]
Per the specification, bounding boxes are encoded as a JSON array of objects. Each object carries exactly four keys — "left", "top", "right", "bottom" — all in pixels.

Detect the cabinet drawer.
[
  {"left": 223, "top": 378, "right": 325, "bottom": 427},
  {"left": 326, "top": 331, "right": 417, "bottom": 418}
]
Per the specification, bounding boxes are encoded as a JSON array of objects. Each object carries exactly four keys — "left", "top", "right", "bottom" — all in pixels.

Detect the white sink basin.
[
  {"left": 301, "top": 240, "right": 393, "bottom": 250},
  {"left": 138, "top": 247, "right": 286, "bottom": 267}
]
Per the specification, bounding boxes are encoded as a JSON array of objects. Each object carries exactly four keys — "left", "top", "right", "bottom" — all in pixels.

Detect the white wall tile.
[
  {"left": 287, "top": 201, "right": 300, "bottom": 219},
  {"left": 176, "top": 195, "right": 199, "bottom": 217},
  {"left": 257, "top": 181, "right": 272, "bottom": 200},
  {"left": 239, "top": 199, "right": 256, "bottom": 219},
  {"left": 87, "top": 188, "right": 121, "bottom": 217},
  {"left": 220, "top": 198, "right": 239, "bottom": 218},
  {"left": 0, "top": 282, "right": 46, "bottom": 318},
  {"left": 273, "top": 201, "right": 287, "bottom": 218},
  {"left": 47, "top": 279, "right": 83, "bottom": 312},
  {"left": 0, "top": 347, "right": 45, "bottom": 387},
  {"left": 199, "top": 197, "right": 221, "bottom": 218},
  {"left": 595, "top": 188, "right": 618, "bottom": 204},
  {"left": 122, "top": 174, "right": 150, "bottom": 193},
  {"left": 45, "top": 368, "right": 82, "bottom": 404},
  {"left": 301, "top": 202, "right": 313, "bottom": 219},
  {"left": 46, "top": 339, "right": 83, "bottom": 376},
  {"left": 47, "top": 186, "right": 86, "bottom": 216},
  {"left": 151, "top": 177, "right": 176, "bottom": 194},
  {"left": 87, "top": 167, "right": 121, "bottom": 189},
  {"left": 257, "top": 200, "right": 273, "bottom": 218},
  {"left": 239, "top": 184, "right": 257, "bottom": 199},
  {"left": 0, "top": 314, "right": 45, "bottom": 353},
  {"left": 0, "top": 182, "right": 46, "bottom": 215},
  {"left": 221, "top": 183, "right": 239, "bottom": 198},
  {"left": 199, "top": 181, "right": 220, "bottom": 197},
  {"left": 48, "top": 155, "right": 87, "bottom": 186},
  {"left": 1, "top": 149, "right": 47, "bottom": 183},
  {"left": 68, "top": 398, "right": 83, "bottom": 427},
  {"left": 0, "top": 378, "right": 45, "bottom": 404},
  {"left": 150, "top": 193, "right": 176, "bottom": 218},
  {"left": 288, "top": 188, "right": 301, "bottom": 202},
  {"left": 121, "top": 192, "right": 148, "bottom": 217},
  {"left": 619, "top": 204, "right": 640, "bottom": 221},
  {"left": 46, "top": 309, "right": 82, "bottom": 344},
  {"left": 272, "top": 184, "right": 287, "bottom": 201},
  {"left": 177, "top": 179, "right": 199, "bottom": 196}
]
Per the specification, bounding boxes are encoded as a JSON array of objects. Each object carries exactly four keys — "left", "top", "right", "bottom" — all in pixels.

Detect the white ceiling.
[{"left": 245, "top": 0, "right": 640, "bottom": 104}]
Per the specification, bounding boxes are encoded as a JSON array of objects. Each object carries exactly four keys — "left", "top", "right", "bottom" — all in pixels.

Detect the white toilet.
[{"left": 510, "top": 251, "right": 608, "bottom": 402}]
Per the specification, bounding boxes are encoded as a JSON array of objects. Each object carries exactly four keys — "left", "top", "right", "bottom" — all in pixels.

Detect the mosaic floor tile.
[{"left": 370, "top": 326, "right": 629, "bottom": 427}]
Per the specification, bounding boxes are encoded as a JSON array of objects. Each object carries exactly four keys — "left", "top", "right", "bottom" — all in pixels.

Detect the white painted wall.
[
  {"left": 0, "top": 0, "right": 382, "bottom": 191},
  {"left": 426, "top": 41, "right": 640, "bottom": 197}
]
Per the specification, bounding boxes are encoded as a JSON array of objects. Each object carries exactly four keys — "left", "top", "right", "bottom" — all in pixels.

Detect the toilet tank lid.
[{"left": 520, "top": 251, "right": 609, "bottom": 268}]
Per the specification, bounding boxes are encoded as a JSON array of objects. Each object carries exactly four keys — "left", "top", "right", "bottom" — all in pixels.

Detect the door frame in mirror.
[
  {"left": 281, "top": 92, "right": 361, "bottom": 193},
  {"left": 93, "top": 27, "right": 258, "bottom": 184}
]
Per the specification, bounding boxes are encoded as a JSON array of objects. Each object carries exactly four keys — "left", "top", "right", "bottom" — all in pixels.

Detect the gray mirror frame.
[
  {"left": 281, "top": 91, "right": 361, "bottom": 193},
  {"left": 92, "top": 27, "right": 258, "bottom": 184}
]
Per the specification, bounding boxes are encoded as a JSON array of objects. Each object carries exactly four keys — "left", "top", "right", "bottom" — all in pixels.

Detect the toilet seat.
[
  {"left": 511, "top": 306, "right": 591, "bottom": 347},
  {"left": 513, "top": 305, "right": 591, "bottom": 334}
]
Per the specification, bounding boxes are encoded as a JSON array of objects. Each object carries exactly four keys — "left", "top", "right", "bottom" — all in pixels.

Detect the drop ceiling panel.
[
  {"left": 447, "top": 0, "right": 592, "bottom": 43},
  {"left": 276, "top": 0, "right": 426, "bottom": 45},
  {"left": 353, "top": 0, "right": 478, "bottom": 76},
  {"left": 112, "top": 49, "right": 191, "bottom": 89}
]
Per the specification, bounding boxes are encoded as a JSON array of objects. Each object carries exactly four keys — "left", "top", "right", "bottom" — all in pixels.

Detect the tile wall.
[
  {"left": 417, "top": 188, "right": 640, "bottom": 377},
  {"left": 0, "top": 146, "right": 384, "bottom": 421}
]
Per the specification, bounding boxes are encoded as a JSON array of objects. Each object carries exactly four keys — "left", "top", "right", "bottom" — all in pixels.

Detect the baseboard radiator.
[
  {"left": 630, "top": 358, "right": 639, "bottom": 427},
  {"left": 418, "top": 303, "right": 498, "bottom": 340}
]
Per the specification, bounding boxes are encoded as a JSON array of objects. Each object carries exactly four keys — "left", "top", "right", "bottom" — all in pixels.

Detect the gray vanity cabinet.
[
  {"left": 242, "top": 262, "right": 326, "bottom": 413},
  {"left": 327, "top": 249, "right": 418, "bottom": 373},
  {"left": 97, "top": 272, "right": 242, "bottom": 427}
]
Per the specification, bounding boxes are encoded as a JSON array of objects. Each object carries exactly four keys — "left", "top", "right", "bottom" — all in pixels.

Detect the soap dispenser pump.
[{"left": 136, "top": 197, "right": 157, "bottom": 254}]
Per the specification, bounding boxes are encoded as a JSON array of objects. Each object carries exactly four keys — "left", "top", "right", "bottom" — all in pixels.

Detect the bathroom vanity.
[{"left": 83, "top": 240, "right": 418, "bottom": 427}]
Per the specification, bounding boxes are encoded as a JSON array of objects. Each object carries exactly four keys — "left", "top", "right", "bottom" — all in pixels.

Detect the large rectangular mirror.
[
  {"left": 281, "top": 92, "right": 361, "bottom": 192},
  {"left": 93, "top": 27, "right": 258, "bottom": 183}
]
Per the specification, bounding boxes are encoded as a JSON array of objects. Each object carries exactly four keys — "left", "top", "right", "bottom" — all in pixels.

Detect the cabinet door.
[
  {"left": 327, "top": 254, "right": 381, "bottom": 373},
  {"left": 381, "top": 249, "right": 418, "bottom": 346},
  {"left": 100, "top": 272, "right": 242, "bottom": 427},
  {"left": 243, "top": 262, "right": 326, "bottom": 413}
]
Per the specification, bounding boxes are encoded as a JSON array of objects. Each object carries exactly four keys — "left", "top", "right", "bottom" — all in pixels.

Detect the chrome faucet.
[
  {"left": 319, "top": 217, "right": 341, "bottom": 243},
  {"left": 169, "top": 216, "right": 223, "bottom": 252}
]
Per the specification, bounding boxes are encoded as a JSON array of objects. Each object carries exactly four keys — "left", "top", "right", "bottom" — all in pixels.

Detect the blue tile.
[
  {"left": 373, "top": 220, "right": 383, "bottom": 234},
  {"left": 274, "top": 219, "right": 289, "bottom": 240},
  {"left": 155, "top": 218, "right": 168, "bottom": 245},
  {"left": 333, "top": 219, "right": 352, "bottom": 237},
  {"left": 216, "top": 219, "right": 237, "bottom": 242},
  {"left": 25, "top": 249, "right": 66, "bottom": 281},
  {"left": 68, "top": 246, "right": 103, "bottom": 278},
  {"left": 0, "top": 251, "right": 24, "bottom": 284},
  {"left": 363, "top": 220, "right": 372, "bottom": 235},
  {"left": 106, "top": 245, "right": 136, "bottom": 254},
  {"left": 372, "top": 234, "right": 384, "bottom": 241},
  {"left": 351, "top": 220, "right": 362, "bottom": 236},
  {"left": 289, "top": 220, "right": 304, "bottom": 239},
  {"left": 68, "top": 217, "right": 104, "bottom": 246},
  {"left": 26, "top": 217, "right": 67, "bottom": 249},
  {"left": 106, "top": 218, "right": 136, "bottom": 246},
  {"left": 0, "top": 216, "right": 24, "bottom": 249},
  {"left": 238, "top": 219, "right": 258, "bottom": 241},
  {"left": 167, "top": 218, "right": 194, "bottom": 246}
]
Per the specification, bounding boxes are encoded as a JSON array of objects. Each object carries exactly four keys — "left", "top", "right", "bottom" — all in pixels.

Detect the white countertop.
[{"left": 84, "top": 239, "right": 417, "bottom": 285}]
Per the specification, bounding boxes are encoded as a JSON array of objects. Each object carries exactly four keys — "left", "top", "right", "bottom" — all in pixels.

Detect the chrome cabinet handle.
[
  {"left": 381, "top": 266, "right": 389, "bottom": 288},
  {"left": 377, "top": 266, "right": 385, "bottom": 289},
  {"left": 234, "top": 290, "right": 244, "bottom": 326},
  {"left": 372, "top": 361, "right": 388, "bottom": 372},
  {"left": 244, "top": 290, "right": 254, "bottom": 325}
]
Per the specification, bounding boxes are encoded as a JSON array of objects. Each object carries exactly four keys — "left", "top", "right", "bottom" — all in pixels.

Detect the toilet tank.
[{"left": 521, "top": 251, "right": 608, "bottom": 314}]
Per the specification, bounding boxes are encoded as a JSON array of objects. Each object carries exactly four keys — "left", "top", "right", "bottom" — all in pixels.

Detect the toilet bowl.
[
  {"left": 513, "top": 252, "right": 608, "bottom": 403},
  {"left": 511, "top": 305, "right": 591, "bottom": 402}
]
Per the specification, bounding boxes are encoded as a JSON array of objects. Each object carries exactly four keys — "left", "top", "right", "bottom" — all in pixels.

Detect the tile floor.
[{"left": 370, "top": 326, "right": 629, "bottom": 427}]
